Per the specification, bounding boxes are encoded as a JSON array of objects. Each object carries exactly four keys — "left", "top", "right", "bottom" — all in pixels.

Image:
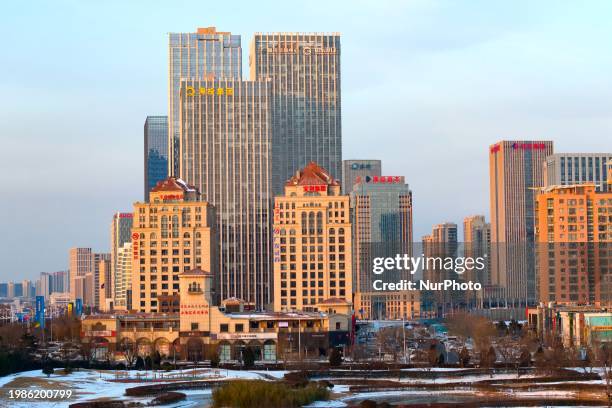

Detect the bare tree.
[{"left": 593, "top": 340, "right": 611, "bottom": 405}]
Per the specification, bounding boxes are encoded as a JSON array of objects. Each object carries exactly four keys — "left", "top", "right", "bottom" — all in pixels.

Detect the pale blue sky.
[{"left": 1, "top": 0, "right": 611, "bottom": 280}]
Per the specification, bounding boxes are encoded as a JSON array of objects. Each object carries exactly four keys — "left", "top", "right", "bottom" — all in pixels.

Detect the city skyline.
[{"left": 2, "top": 1, "right": 612, "bottom": 280}]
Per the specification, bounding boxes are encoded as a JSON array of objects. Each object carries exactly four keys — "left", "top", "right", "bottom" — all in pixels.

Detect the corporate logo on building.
[
  {"left": 184, "top": 86, "right": 234, "bottom": 97},
  {"left": 351, "top": 163, "right": 373, "bottom": 170},
  {"left": 265, "top": 44, "right": 337, "bottom": 55},
  {"left": 490, "top": 142, "right": 548, "bottom": 154},
  {"left": 356, "top": 176, "right": 403, "bottom": 184}
]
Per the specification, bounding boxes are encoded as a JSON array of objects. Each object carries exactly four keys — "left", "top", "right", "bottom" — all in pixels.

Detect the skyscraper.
[
  {"left": 342, "top": 160, "right": 382, "bottom": 194},
  {"left": 250, "top": 33, "right": 342, "bottom": 195},
  {"left": 350, "top": 175, "right": 416, "bottom": 319},
  {"left": 544, "top": 153, "right": 611, "bottom": 192},
  {"left": 110, "top": 212, "right": 133, "bottom": 309},
  {"left": 178, "top": 79, "right": 272, "bottom": 307},
  {"left": 489, "top": 140, "right": 554, "bottom": 310},
  {"left": 144, "top": 116, "right": 169, "bottom": 201},
  {"left": 168, "top": 27, "right": 242, "bottom": 176},
  {"left": 272, "top": 162, "right": 352, "bottom": 312}
]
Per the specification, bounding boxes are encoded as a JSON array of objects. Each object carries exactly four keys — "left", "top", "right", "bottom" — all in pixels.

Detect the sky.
[{"left": 1, "top": 0, "right": 611, "bottom": 281}]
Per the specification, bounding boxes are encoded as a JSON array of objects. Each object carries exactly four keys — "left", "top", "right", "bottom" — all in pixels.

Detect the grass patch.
[{"left": 212, "top": 380, "right": 330, "bottom": 408}]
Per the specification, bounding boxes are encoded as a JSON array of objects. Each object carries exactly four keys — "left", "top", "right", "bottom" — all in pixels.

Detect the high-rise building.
[
  {"left": 463, "top": 215, "right": 491, "bottom": 308},
  {"left": 168, "top": 27, "right": 242, "bottom": 176},
  {"left": 92, "top": 253, "right": 110, "bottom": 309},
  {"left": 144, "top": 116, "right": 169, "bottom": 201},
  {"left": 69, "top": 247, "right": 93, "bottom": 303},
  {"left": 98, "top": 258, "right": 112, "bottom": 311},
  {"left": 131, "top": 177, "right": 216, "bottom": 313},
  {"left": 342, "top": 160, "right": 382, "bottom": 194},
  {"left": 114, "top": 242, "right": 132, "bottom": 310},
  {"left": 544, "top": 153, "right": 611, "bottom": 192},
  {"left": 489, "top": 140, "right": 554, "bottom": 310},
  {"left": 7, "top": 282, "right": 15, "bottom": 298},
  {"left": 535, "top": 184, "right": 611, "bottom": 307},
  {"left": 250, "top": 33, "right": 342, "bottom": 196},
  {"left": 110, "top": 212, "right": 133, "bottom": 308},
  {"left": 272, "top": 162, "right": 352, "bottom": 312},
  {"left": 21, "top": 280, "right": 33, "bottom": 298},
  {"left": 422, "top": 222, "right": 459, "bottom": 317},
  {"left": 350, "top": 175, "right": 416, "bottom": 319},
  {"left": 178, "top": 79, "right": 272, "bottom": 307}
]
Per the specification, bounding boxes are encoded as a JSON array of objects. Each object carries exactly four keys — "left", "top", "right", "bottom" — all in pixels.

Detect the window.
[
  {"left": 220, "top": 324, "right": 229, "bottom": 332},
  {"left": 191, "top": 322, "right": 199, "bottom": 331},
  {"left": 235, "top": 324, "right": 244, "bottom": 332}
]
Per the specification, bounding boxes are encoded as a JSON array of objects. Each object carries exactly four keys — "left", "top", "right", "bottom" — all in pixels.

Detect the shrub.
[
  {"left": 150, "top": 392, "right": 186, "bottom": 406},
  {"left": 161, "top": 362, "right": 173, "bottom": 372},
  {"left": 284, "top": 370, "right": 310, "bottom": 387},
  {"left": 212, "top": 380, "right": 329, "bottom": 408}
]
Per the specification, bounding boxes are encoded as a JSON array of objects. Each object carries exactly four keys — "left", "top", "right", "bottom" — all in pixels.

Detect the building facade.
[
  {"left": 272, "top": 162, "right": 352, "bottom": 312},
  {"left": 144, "top": 116, "right": 169, "bottom": 201},
  {"left": 114, "top": 242, "right": 132, "bottom": 310},
  {"left": 178, "top": 79, "right": 272, "bottom": 308},
  {"left": 110, "top": 212, "right": 133, "bottom": 309},
  {"left": 168, "top": 27, "right": 242, "bottom": 176},
  {"left": 131, "top": 177, "right": 216, "bottom": 313},
  {"left": 342, "top": 160, "right": 382, "bottom": 194},
  {"left": 489, "top": 140, "right": 554, "bottom": 310},
  {"left": 350, "top": 175, "right": 416, "bottom": 319},
  {"left": 92, "top": 253, "right": 110, "bottom": 309},
  {"left": 69, "top": 248, "right": 93, "bottom": 304},
  {"left": 250, "top": 33, "right": 342, "bottom": 196},
  {"left": 535, "top": 184, "right": 611, "bottom": 307},
  {"left": 544, "top": 153, "right": 611, "bottom": 192},
  {"left": 463, "top": 215, "right": 492, "bottom": 308}
]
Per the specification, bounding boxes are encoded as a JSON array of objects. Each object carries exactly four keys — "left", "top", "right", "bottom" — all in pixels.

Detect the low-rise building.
[{"left": 81, "top": 267, "right": 351, "bottom": 362}]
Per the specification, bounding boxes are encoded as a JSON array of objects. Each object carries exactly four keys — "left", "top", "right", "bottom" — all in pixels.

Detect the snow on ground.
[{"left": 0, "top": 368, "right": 290, "bottom": 408}]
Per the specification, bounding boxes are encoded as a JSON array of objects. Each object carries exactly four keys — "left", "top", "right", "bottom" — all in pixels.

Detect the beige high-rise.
[
  {"left": 131, "top": 177, "right": 216, "bottom": 313},
  {"left": 273, "top": 162, "right": 352, "bottom": 312},
  {"left": 69, "top": 248, "right": 92, "bottom": 304},
  {"left": 489, "top": 140, "right": 553, "bottom": 308}
]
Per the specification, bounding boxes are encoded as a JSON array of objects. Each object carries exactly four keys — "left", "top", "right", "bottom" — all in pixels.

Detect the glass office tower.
[
  {"left": 250, "top": 33, "right": 342, "bottom": 194},
  {"left": 179, "top": 79, "right": 272, "bottom": 307},
  {"left": 168, "top": 27, "right": 242, "bottom": 177},
  {"left": 144, "top": 116, "right": 169, "bottom": 201}
]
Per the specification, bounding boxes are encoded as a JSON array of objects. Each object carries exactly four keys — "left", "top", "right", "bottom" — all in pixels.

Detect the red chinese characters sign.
[
  {"left": 490, "top": 143, "right": 547, "bottom": 154},
  {"left": 303, "top": 185, "right": 327, "bottom": 192},
  {"left": 273, "top": 204, "right": 281, "bottom": 263},
  {"left": 160, "top": 194, "right": 183, "bottom": 201},
  {"left": 356, "top": 176, "right": 402, "bottom": 184},
  {"left": 132, "top": 233, "right": 139, "bottom": 260}
]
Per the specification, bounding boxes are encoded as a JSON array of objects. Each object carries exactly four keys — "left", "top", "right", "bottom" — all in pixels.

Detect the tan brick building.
[
  {"left": 535, "top": 183, "right": 611, "bottom": 307},
  {"left": 273, "top": 162, "right": 352, "bottom": 312},
  {"left": 130, "top": 177, "right": 216, "bottom": 313}
]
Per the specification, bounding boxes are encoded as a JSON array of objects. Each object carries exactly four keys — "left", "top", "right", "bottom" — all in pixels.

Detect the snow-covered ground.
[
  {"left": 0, "top": 367, "right": 605, "bottom": 408},
  {"left": 0, "top": 368, "right": 289, "bottom": 408}
]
